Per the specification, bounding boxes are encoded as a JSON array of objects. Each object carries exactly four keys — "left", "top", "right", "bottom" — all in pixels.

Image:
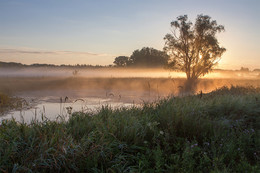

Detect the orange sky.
[{"left": 0, "top": 0, "right": 259, "bottom": 70}]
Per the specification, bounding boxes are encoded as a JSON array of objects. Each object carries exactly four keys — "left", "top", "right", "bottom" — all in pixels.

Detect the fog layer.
[{"left": 1, "top": 67, "right": 260, "bottom": 104}]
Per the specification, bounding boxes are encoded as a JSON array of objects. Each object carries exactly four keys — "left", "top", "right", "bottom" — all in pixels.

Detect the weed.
[
  {"left": 0, "top": 93, "right": 26, "bottom": 115},
  {"left": 0, "top": 86, "right": 259, "bottom": 172}
]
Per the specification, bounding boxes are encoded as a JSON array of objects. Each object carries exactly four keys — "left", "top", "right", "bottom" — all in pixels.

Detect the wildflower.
[
  {"left": 204, "top": 142, "right": 210, "bottom": 146},
  {"left": 191, "top": 143, "right": 198, "bottom": 148},
  {"left": 144, "top": 141, "right": 148, "bottom": 144},
  {"left": 159, "top": 130, "right": 164, "bottom": 135},
  {"left": 244, "top": 129, "right": 249, "bottom": 134}
]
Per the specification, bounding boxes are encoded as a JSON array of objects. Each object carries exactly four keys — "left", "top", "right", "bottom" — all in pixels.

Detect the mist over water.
[
  {"left": 1, "top": 67, "right": 259, "bottom": 79},
  {"left": 0, "top": 67, "right": 184, "bottom": 78},
  {"left": 1, "top": 67, "right": 260, "bottom": 123}
]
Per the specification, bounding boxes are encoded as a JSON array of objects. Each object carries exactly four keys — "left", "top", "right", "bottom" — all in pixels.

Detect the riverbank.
[
  {"left": 0, "top": 86, "right": 259, "bottom": 172},
  {"left": 0, "top": 93, "right": 27, "bottom": 115}
]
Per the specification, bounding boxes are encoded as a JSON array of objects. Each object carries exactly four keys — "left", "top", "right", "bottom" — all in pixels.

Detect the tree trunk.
[{"left": 184, "top": 77, "right": 198, "bottom": 94}]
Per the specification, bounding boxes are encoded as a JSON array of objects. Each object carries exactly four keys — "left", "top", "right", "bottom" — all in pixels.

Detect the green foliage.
[
  {"left": 0, "top": 61, "right": 108, "bottom": 68},
  {"left": 128, "top": 47, "right": 169, "bottom": 68},
  {"left": 113, "top": 47, "right": 170, "bottom": 68},
  {"left": 0, "top": 86, "right": 259, "bottom": 172},
  {"left": 164, "top": 14, "right": 226, "bottom": 80},
  {"left": 0, "top": 93, "right": 25, "bottom": 115},
  {"left": 113, "top": 56, "right": 130, "bottom": 67}
]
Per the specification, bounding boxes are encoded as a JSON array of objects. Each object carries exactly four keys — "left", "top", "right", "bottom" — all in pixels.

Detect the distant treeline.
[
  {"left": 0, "top": 60, "right": 259, "bottom": 72},
  {"left": 113, "top": 47, "right": 169, "bottom": 68},
  {"left": 0, "top": 61, "right": 109, "bottom": 69},
  {"left": 112, "top": 47, "right": 260, "bottom": 72}
]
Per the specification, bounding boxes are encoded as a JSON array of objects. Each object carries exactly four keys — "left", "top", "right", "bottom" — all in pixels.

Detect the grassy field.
[{"left": 0, "top": 86, "right": 259, "bottom": 172}]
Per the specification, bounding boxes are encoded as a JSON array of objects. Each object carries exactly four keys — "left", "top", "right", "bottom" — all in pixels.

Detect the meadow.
[
  {"left": 0, "top": 68, "right": 260, "bottom": 172},
  {"left": 0, "top": 85, "right": 259, "bottom": 172}
]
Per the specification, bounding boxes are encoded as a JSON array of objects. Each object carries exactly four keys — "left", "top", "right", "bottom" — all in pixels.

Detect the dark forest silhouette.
[{"left": 113, "top": 47, "right": 169, "bottom": 68}]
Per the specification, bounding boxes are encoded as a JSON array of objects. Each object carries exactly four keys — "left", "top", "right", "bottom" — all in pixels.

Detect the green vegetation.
[
  {"left": 164, "top": 14, "right": 226, "bottom": 81},
  {"left": 0, "top": 93, "right": 25, "bottom": 115},
  {"left": 0, "top": 86, "right": 259, "bottom": 172},
  {"left": 113, "top": 47, "right": 169, "bottom": 68},
  {"left": 113, "top": 56, "right": 130, "bottom": 67},
  {"left": 0, "top": 61, "right": 107, "bottom": 69}
]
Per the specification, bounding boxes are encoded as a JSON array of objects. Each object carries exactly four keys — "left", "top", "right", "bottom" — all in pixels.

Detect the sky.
[{"left": 0, "top": 0, "right": 259, "bottom": 69}]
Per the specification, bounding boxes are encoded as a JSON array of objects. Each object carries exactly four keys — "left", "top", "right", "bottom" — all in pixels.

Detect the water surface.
[{"left": 1, "top": 96, "right": 134, "bottom": 124}]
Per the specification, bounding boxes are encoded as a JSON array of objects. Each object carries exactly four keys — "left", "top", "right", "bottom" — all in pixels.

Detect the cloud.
[
  {"left": 0, "top": 47, "right": 117, "bottom": 65},
  {"left": 0, "top": 48, "right": 112, "bottom": 57}
]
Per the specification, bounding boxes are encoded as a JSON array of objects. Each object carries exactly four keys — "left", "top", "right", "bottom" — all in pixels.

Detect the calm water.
[
  {"left": 1, "top": 97, "right": 134, "bottom": 124},
  {"left": 1, "top": 69, "right": 259, "bottom": 124}
]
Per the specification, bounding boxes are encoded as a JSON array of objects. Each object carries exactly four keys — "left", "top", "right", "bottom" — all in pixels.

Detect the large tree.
[
  {"left": 128, "top": 47, "right": 169, "bottom": 67},
  {"left": 113, "top": 56, "right": 130, "bottom": 67},
  {"left": 164, "top": 14, "right": 226, "bottom": 80}
]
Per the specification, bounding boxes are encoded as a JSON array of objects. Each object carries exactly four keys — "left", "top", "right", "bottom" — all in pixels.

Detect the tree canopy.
[
  {"left": 164, "top": 14, "right": 226, "bottom": 80},
  {"left": 128, "top": 47, "right": 169, "bottom": 67},
  {"left": 113, "top": 56, "right": 129, "bottom": 67},
  {"left": 113, "top": 47, "right": 169, "bottom": 68}
]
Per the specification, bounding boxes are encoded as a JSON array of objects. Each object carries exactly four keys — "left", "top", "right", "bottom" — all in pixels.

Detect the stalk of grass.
[
  {"left": 0, "top": 93, "right": 26, "bottom": 115},
  {"left": 0, "top": 86, "right": 259, "bottom": 172}
]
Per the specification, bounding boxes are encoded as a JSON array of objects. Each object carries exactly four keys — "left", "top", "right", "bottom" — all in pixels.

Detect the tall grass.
[
  {"left": 0, "top": 93, "right": 26, "bottom": 115},
  {"left": 0, "top": 86, "right": 259, "bottom": 172}
]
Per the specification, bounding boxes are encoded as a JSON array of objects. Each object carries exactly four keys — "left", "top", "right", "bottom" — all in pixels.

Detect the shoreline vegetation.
[
  {"left": 0, "top": 86, "right": 259, "bottom": 172},
  {"left": 0, "top": 93, "right": 27, "bottom": 115}
]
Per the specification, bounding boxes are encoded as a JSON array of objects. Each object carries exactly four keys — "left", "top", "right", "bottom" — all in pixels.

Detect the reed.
[
  {"left": 0, "top": 86, "right": 259, "bottom": 172},
  {"left": 0, "top": 93, "right": 26, "bottom": 115}
]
